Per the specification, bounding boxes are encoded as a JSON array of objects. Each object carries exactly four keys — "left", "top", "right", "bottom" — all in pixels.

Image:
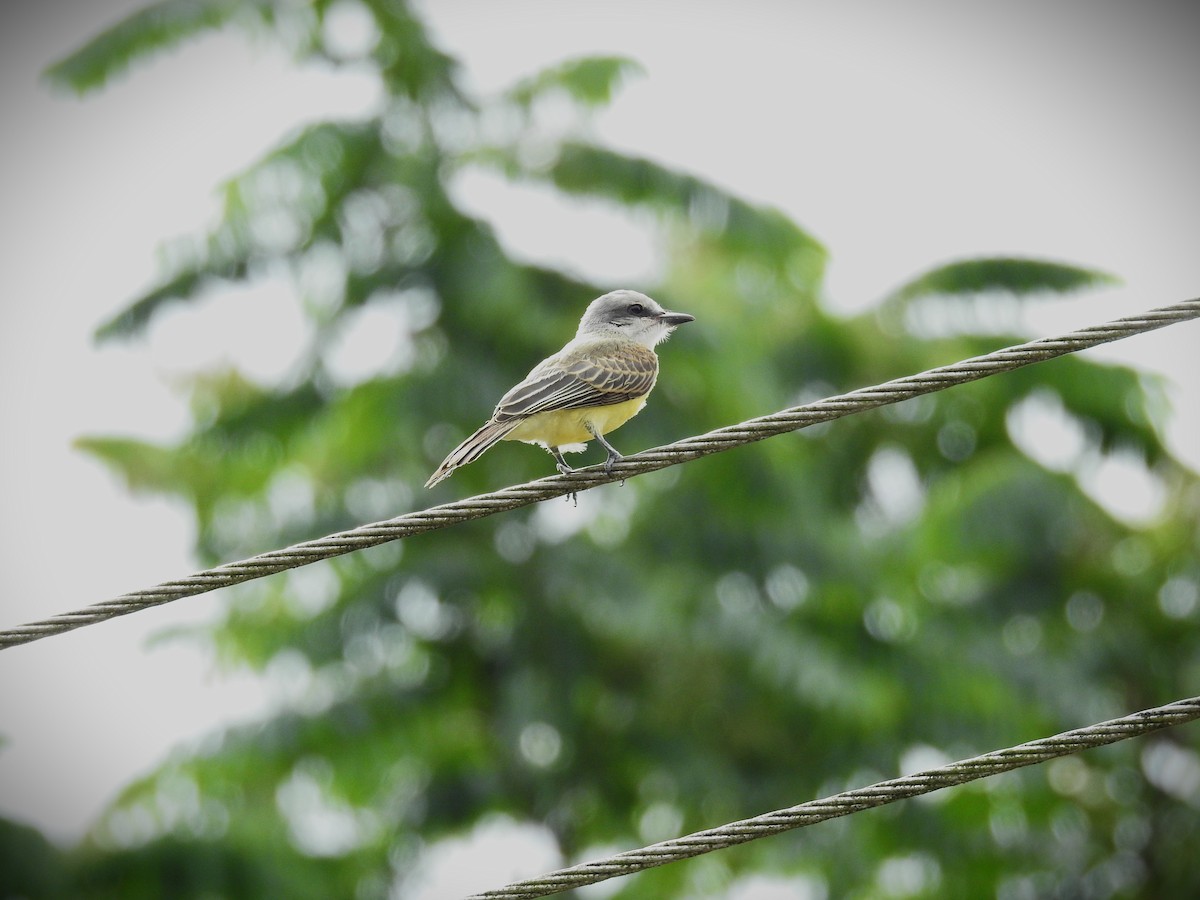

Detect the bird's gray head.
[{"left": 575, "top": 290, "right": 695, "bottom": 348}]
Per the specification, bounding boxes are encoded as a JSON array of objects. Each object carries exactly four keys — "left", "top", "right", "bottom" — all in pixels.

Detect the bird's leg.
[
  {"left": 586, "top": 424, "right": 624, "bottom": 476},
  {"left": 549, "top": 446, "right": 578, "bottom": 505},
  {"left": 549, "top": 446, "right": 574, "bottom": 476}
]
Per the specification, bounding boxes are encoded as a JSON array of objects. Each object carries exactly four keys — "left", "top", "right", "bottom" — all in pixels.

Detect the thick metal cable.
[
  {"left": 469, "top": 696, "right": 1200, "bottom": 899},
  {"left": 0, "top": 297, "right": 1196, "bottom": 650}
]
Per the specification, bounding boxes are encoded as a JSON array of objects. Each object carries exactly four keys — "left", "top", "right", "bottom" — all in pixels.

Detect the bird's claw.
[{"left": 602, "top": 449, "right": 622, "bottom": 475}]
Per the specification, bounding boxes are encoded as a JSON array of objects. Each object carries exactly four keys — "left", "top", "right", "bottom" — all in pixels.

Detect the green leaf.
[
  {"left": 544, "top": 142, "right": 826, "bottom": 276},
  {"left": 74, "top": 435, "right": 181, "bottom": 495},
  {"left": 362, "top": 0, "right": 465, "bottom": 102},
  {"left": 1032, "top": 356, "right": 1169, "bottom": 461},
  {"left": 506, "top": 55, "right": 644, "bottom": 109},
  {"left": 44, "top": 0, "right": 257, "bottom": 94},
  {"left": 94, "top": 262, "right": 241, "bottom": 342},
  {"left": 888, "top": 257, "right": 1119, "bottom": 305}
]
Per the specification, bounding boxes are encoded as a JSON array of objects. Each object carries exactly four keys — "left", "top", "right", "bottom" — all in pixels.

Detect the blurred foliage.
[
  {"left": 886, "top": 257, "right": 1120, "bottom": 305},
  {"left": 505, "top": 55, "right": 645, "bottom": 110},
  {"left": 43, "top": 0, "right": 250, "bottom": 93},
  {"left": 14, "top": 1, "right": 1199, "bottom": 897}
]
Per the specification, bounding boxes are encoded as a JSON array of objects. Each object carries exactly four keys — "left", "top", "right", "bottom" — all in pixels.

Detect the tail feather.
[{"left": 425, "top": 419, "right": 520, "bottom": 488}]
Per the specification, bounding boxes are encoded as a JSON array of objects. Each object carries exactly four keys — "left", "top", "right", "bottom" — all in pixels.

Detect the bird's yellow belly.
[{"left": 504, "top": 397, "right": 649, "bottom": 450}]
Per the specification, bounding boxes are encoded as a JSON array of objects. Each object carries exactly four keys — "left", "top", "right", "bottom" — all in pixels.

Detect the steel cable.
[
  {"left": 0, "top": 297, "right": 1196, "bottom": 650},
  {"left": 468, "top": 696, "right": 1200, "bottom": 899}
]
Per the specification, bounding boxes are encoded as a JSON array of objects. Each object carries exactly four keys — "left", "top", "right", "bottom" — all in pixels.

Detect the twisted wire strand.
[
  {"left": 469, "top": 697, "right": 1200, "bottom": 899},
  {"left": 1, "top": 297, "right": 1196, "bottom": 650}
]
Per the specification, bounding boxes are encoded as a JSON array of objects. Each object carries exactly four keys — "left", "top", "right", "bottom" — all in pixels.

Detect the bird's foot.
[
  {"left": 549, "top": 448, "right": 577, "bottom": 503},
  {"left": 587, "top": 425, "right": 624, "bottom": 480},
  {"left": 550, "top": 446, "right": 576, "bottom": 477},
  {"left": 603, "top": 450, "right": 623, "bottom": 477}
]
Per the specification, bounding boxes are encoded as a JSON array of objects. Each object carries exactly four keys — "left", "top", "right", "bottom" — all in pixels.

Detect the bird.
[{"left": 425, "top": 290, "right": 695, "bottom": 488}]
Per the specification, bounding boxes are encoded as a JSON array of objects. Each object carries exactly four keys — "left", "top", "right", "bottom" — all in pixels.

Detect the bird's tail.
[{"left": 425, "top": 419, "right": 520, "bottom": 488}]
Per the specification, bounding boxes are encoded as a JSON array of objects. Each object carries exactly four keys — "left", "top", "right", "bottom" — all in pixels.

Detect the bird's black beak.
[{"left": 659, "top": 311, "right": 695, "bottom": 327}]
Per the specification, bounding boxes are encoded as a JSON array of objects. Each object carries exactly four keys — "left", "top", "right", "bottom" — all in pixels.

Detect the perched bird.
[{"left": 425, "top": 290, "right": 695, "bottom": 487}]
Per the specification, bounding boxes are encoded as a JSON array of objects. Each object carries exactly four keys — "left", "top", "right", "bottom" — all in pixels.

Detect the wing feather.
[{"left": 494, "top": 341, "right": 659, "bottom": 421}]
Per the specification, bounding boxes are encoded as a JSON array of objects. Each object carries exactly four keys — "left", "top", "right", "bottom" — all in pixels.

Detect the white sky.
[{"left": 0, "top": 0, "right": 1197, "bottom": 853}]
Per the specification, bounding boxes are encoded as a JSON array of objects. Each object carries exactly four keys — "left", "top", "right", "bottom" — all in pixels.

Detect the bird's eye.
[{"left": 628, "top": 303, "right": 645, "bottom": 315}]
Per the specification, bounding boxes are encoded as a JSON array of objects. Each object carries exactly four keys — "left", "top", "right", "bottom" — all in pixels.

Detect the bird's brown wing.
[{"left": 493, "top": 341, "right": 659, "bottom": 422}]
